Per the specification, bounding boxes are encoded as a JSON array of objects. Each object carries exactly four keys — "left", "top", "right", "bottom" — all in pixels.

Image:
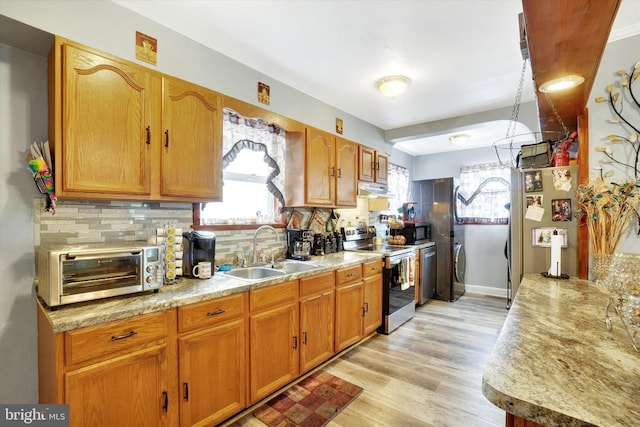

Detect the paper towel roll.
[{"left": 548, "top": 233, "right": 563, "bottom": 276}]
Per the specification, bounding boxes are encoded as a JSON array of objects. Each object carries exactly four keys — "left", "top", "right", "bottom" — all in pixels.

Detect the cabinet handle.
[
  {"left": 337, "top": 168, "right": 342, "bottom": 178},
  {"left": 361, "top": 306, "right": 366, "bottom": 317},
  {"left": 330, "top": 166, "right": 335, "bottom": 177},
  {"left": 111, "top": 330, "right": 137, "bottom": 341},
  {"left": 293, "top": 336, "right": 298, "bottom": 349},
  {"left": 145, "top": 126, "right": 150, "bottom": 145},
  {"left": 371, "top": 266, "right": 380, "bottom": 270},
  {"left": 164, "top": 129, "right": 169, "bottom": 148},
  {"left": 303, "top": 331, "right": 308, "bottom": 345},
  {"left": 347, "top": 272, "right": 357, "bottom": 277},
  {"left": 183, "top": 382, "right": 189, "bottom": 401},
  {"left": 364, "top": 302, "right": 369, "bottom": 313},
  {"left": 162, "top": 391, "right": 168, "bottom": 412},
  {"left": 375, "top": 162, "right": 380, "bottom": 171},
  {"left": 206, "top": 309, "right": 225, "bottom": 316}
]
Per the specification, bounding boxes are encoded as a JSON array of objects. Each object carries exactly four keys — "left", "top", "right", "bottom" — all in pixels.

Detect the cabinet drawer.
[
  {"left": 178, "top": 293, "right": 246, "bottom": 334},
  {"left": 65, "top": 311, "right": 167, "bottom": 366},
  {"left": 250, "top": 280, "right": 297, "bottom": 312},
  {"left": 363, "top": 259, "right": 383, "bottom": 277},
  {"left": 336, "top": 265, "right": 362, "bottom": 287},
  {"left": 300, "top": 272, "right": 334, "bottom": 298}
]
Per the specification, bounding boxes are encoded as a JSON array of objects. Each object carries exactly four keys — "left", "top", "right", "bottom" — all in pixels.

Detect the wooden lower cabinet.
[
  {"left": 249, "top": 281, "right": 299, "bottom": 403},
  {"left": 362, "top": 259, "right": 383, "bottom": 335},
  {"left": 66, "top": 345, "right": 169, "bottom": 427},
  {"left": 38, "top": 262, "right": 382, "bottom": 426},
  {"left": 299, "top": 272, "right": 335, "bottom": 373},
  {"left": 177, "top": 294, "right": 247, "bottom": 427},
  {"left": 37, "top": 305, "right": 179, "bottom": 427}
]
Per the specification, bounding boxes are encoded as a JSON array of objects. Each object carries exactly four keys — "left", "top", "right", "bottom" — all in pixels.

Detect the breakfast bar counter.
[{"left": 482, "top": 273, "right": 639, "bottom": 427}]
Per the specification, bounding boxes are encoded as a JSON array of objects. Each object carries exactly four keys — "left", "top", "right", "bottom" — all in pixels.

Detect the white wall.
[
  {"left": 587, "top": 34, "right": 640, "bottom": 253},
  {"left": 0, "top": 43, "right": 47, "bottom": 403}
]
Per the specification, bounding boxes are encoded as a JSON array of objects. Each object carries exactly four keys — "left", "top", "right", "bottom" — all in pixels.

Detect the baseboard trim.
[{"left": 465, "top": 284, "right": 508, "bottom": 298}]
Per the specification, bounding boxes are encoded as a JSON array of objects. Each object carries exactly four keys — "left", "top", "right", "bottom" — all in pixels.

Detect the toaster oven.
[{"left": 35, "top": 243, "right": 164, "bottom": 308}]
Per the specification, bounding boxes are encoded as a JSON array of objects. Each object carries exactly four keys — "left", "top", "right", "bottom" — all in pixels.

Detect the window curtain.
[
  {"left": 222, "top": 108, "right": 286, "bottom": 210},
  {"left": 457, "top": 162, "right": 511, "bottom": 224},
  {"left": 388, "top": 163, "right": 410, "bottom": 214}
]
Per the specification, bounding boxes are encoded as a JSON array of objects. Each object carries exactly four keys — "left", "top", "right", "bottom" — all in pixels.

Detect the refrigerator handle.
[{"left": 453, "top": 185, "right": 462, "bottom": 224}]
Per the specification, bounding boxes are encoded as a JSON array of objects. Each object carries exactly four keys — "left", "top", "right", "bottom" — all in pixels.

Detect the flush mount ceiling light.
[
  {"left": 376, "top": 75, "right": 410, "bottom": 98},
  {"left": 449, "top": 134, "right": 470, "bottom": 146},
  {"left": 538, "top": 74, "right": 585, "bottom": 93}
]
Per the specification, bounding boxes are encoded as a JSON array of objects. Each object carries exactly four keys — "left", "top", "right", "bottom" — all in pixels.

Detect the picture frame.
[
  {"left": 524, "top": 170, "right": 543, "bottom": 192},
  {"left": 526, "top": 195, "right": 543, "bottom": 208},
  {"left": 551, "top": 198, "right": 572, "bottom": 221},
  {"left": 531, "top": 227, "right": 568, "bottom": 248}
]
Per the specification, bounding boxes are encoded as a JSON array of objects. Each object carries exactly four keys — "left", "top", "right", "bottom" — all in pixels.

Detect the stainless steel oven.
[
  {"left": 342, "top": 226, "right": 417, "bottom": 334},
  {"left": 36, "top": 243, "right": 164, "bottom": 308}
]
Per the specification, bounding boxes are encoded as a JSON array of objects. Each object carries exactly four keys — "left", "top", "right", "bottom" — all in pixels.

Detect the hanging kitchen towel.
[
  {"left": 408, "top": 254, "right": 416, "bottom": 287},
  {"left": 399, "top": 258, "right": 410, "bottom": 291},
  {"left": 308, "top": 208, "right": 325, "bottom": 235},
  {"left": 287, "top": 209, "right": 305, "bottom": 229}
]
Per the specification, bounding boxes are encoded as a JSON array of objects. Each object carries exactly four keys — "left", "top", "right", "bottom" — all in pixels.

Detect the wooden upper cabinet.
[
  {"left": 57, "top": 42, "right": 157, "bottom": 197},
  {"left": 49, "top": 37, "right": 222, "bottom": 202},
  {"left": 305, "top": 126, "right": 336, "bottom": 206},
  {"left": 161, "top": 77, "right": 222, "bottom": 200},
  {"left": 358, "top": 146, "right": 388, "bottom": 184},
  {"left": 335, "top": 137, "right": 358, "bottom": 207},
  {"left": 284, "top": 126, "right": 357, "bottom": 207}
]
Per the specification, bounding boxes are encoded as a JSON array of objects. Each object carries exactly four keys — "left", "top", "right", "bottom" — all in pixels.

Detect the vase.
[
  {"left": 590, "top": 253, "right": 613, "bottom": 284},
  {"left": 600, "top": 253, "right": 640, "bottom": 352}
]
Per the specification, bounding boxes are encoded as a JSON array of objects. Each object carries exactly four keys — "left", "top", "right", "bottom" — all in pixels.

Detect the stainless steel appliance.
[
  {"left": 341, "top": 226, "right": 417, "bottom": 334},
  {"left": 412, "top": 177, "right": 466, "bottom": 301},
  {"left": 35, "top": 243, "right": 163, "bottom": 308},
  {"left": 418, "top": 244, "right": 437, "bottom": 305},
  {"left": 286, "top": 228, "right": 312, "bottom": 261},
  {"left": 391, "top": 221, "right": 431, "bottom": 244},
  {"left": 182, "top": 231, "right": 216, "bottom": 278}
]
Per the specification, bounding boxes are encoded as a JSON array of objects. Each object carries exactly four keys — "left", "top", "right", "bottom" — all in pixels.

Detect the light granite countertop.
[
  {"left": 482, "top": 273, "right": 639, "bottom": 427},
  {"left": 40, "top": 251, "right": 383, "bottom": 333}
]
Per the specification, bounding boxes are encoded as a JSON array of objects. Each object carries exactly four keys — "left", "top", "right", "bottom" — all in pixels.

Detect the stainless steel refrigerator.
[
  {"left": 508, "top": 165, "right": 579, "bottom": 297},
  {"left": 412, "top": 178, "right": 466, "bottom": 301}
]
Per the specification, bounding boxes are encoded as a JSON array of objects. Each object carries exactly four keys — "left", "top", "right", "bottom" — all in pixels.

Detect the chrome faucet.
[{"left": 253, "top": 225, "right": 279, "bottom": 265}]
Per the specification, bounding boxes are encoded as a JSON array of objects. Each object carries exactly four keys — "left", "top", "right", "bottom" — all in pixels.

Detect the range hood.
[{"left": 357, "top": 182, "right": 393, "bottom": 197}]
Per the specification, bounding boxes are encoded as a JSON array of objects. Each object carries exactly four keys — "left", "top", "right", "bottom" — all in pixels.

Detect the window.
[
  {"left": 387, "top": 164, "right": 410, "bottom": 214},
  {"left": 457, "top": 162, "right": 511, "bottom": 224},
  {"left": 198, "top": 110, "right": 286, "bottom": 226}
]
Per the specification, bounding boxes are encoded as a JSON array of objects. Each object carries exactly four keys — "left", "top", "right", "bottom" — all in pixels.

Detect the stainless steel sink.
[
  {"left": 223, "top": 267, "right": 286, "bottom": 281},
  {"left": 276, "top": 260, "right": 319, "bottom": 273}
]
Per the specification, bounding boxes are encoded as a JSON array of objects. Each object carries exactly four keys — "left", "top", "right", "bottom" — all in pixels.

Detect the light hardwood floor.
[{"left": 227, "top": 293, "right": 509, "bottom": 427}]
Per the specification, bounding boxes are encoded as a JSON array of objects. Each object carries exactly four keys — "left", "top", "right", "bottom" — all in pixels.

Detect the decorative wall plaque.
[
  {"left": 258, "top": 82, "right": 270, "bottom": 105},
  {"left": 135, "top": 31, "right": 157, "bottom": 65}
]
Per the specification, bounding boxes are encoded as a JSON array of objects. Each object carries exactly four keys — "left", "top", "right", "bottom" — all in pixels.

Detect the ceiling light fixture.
[
  {"left": 376, "top": 75, "right": 410, "bottom": 98},
  {"left": 538, "top": 74, "right": 585, "bottom": 93},
  {"left": 449, "top": 134, "right": 470, "bottom": 146}
]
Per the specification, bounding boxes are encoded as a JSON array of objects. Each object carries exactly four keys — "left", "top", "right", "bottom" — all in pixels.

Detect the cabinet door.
[
  {"left": 335, "top": 138, "right": 358, "bottom": 207},
  {"left": 249, "top": 303, "right": 299, "bottom": 403},
  {"left": 375, "top": 152, "right": 389, "bottom": 184},
  {"left": 66, "top": 346, "right": 169, "bottom": 427},
  {"left": 363, "top": 274, "right": 383, "bottom": 336},
  {"left": 62, "top": 43, "right": 157, "bottom": 196},
  {"left": 305, "top": 127, "right": 335, "bottom": 206},
  {"left": 358, "top": 146, "right": 375, "bottom": 182},
  {"left": 300, "top": 290, "right": 334, "bottom": 373},
  {"left": 335, "top": 282, "right": 364, "bottom": 352},
  {"left": 162, "top": 77, "right": 222, "bottom": 200},
  {"left": 179, "top": 318, "right": 246, "bottom": 427}
]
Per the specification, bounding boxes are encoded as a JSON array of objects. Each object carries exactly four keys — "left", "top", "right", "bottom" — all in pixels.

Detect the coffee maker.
[
  {"left": 182, "top": 231, "right": 216, "bottom": 277},
  {"left": 286, "top": 229, "right": 312, "bottom": 261}
]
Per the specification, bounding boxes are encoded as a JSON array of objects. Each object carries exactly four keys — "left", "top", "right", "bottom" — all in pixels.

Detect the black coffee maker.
[
  {"left": 286, "top": 229, "right": 312, "bottom": 261},
  {"left": 182, "top": 231, "right": 216, "bottom": 277}
]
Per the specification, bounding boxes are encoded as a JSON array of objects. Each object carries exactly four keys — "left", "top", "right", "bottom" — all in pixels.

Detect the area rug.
[{"left": 253, "top": 370, "right": 363, "bottom": 427}]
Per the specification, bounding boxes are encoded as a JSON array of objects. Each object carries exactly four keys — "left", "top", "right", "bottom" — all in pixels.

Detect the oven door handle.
[{"left": 64, "top": 250, "right": 142, "bottom": 260}]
